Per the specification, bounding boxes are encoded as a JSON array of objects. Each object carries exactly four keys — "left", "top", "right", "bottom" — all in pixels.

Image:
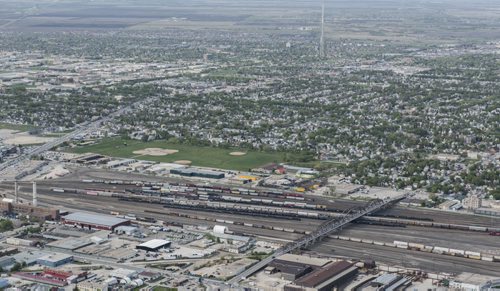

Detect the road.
[{"left": 0, "top": 96, "right": 158, "bottom": 176}]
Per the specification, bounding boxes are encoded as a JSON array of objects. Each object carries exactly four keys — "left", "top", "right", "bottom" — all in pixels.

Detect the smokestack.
[
  {"left": 32, "top": 181, "right": 37, "bottom": 207},
  {"left": 14, "top": 181, "right": 18, "bottom": 203},
  {"left": 319, "top": 0, "right": 325, "bottom": 58}
]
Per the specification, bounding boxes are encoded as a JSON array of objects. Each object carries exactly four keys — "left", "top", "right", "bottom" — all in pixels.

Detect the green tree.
[{"left": 0, "top": 219, "right": 14, "bottom": 232}]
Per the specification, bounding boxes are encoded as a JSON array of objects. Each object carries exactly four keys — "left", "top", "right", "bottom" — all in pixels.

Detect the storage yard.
[{"left": 1, "top": 174, "right": 500, "bottom": 280}]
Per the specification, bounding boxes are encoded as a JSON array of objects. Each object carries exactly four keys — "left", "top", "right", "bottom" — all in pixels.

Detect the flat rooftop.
[
  {"left": 294, "top": 261, "right": 354, "bottom": 287},
  {"left": 38, "top": 253, "right": 73, "bottom": 263},
  {"left": 137, "top": 239, "right": 171, "bottom": 249},
  {"left": 62, "top": 212, "right": 129, "bottom": 227},
  {"left": 277, "top": 254, "right": 331, "bottom": 267},
  {"left": 46, "top": 237, "right": 93, "bottom": 251}
]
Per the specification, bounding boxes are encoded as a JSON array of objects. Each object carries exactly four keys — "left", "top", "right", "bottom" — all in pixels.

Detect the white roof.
[
  {"left": 138, "top": 239, "right": 171, "bottom": 249},
  {"left": 111, "top": 268, "right": 137, "bottom": 279},
  {"left": 213, "top": 225, "right": 228, "bottom": 234}
]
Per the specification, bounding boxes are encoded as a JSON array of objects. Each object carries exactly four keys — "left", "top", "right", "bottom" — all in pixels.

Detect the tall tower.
[{"left": 319, "top": 0, "right": 326, "bottom": 58}]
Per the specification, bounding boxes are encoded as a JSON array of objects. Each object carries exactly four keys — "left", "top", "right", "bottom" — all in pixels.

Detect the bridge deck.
[{"left": 227, "top": 194, "right": 407, "bottom": 286}]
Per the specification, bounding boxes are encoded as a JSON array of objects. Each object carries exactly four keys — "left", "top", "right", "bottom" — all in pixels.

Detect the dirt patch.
[
  {"left": 0, "top": 129, "right": 55, "bottom": 145},
  {"left": 174, "top": 160, "right": 192, "bottom": 165},
  {"left": 132, "top": 148, "right": 179, "bottom": 156},
  {"left": 229, "top": 151, "right": 247, "bottom": 156}
]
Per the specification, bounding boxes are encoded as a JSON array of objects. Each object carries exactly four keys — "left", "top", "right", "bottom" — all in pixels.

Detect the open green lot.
[
  {"left": 0, "top": 122, "right": 37, "bottom": 132},
  {"left": 66, "top": 137, "right": 285, "bottom": 171}
]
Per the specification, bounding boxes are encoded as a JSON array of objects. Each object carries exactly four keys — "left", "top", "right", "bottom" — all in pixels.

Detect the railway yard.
[{"left": 1, "top": 167, "right": 499, "bottom": 283}]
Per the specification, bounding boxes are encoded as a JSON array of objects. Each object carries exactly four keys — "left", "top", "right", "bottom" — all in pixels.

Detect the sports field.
[{"left": 66, "top": 137, "right": 285, "bottom": 171}]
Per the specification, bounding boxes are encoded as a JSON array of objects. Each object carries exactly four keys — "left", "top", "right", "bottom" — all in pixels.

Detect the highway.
[{"left": 0, "top": 96, "right": 157, "bottom": 176}]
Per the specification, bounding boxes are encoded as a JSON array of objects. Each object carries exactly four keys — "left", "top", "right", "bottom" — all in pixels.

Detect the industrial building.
[
  {"left": 106, "top": 158, "right": 136, "bottom": 169},
  {"left": 72, "top": 153, "right": 109, "bottom": 165},
  {"left": 0, "top": 181, "right": 59, "bottom": 220},
  {"left": 13, "top": 269, "right": 74, "bottom": 287},
  {"left": 11, "top": 251, "right": 48, "bottom": 266},
  {"left": 6, "top": 237, "right": 35, "bottom": 247},
  {"left": 0, "top": 257, "right": 16, "bottom": 271},
  {"left": 136, "top": 239, "right": 171, "bottom": 252},
  {"left": 268, "top": 260, "right": 314, "bottom": 281},
  {"left": 285, "top": 261, "right": 358, "bottom": 291},
  {"left": 47, "top": 237, "right": 93, "bottom": 251},
  {"left": 0, "top": 201, "right": 59, "bottom": 221},
  {"left": 115, "top": 225, "right": 140, "bottom": 236},
  {"left": 61, "top": 212, "right": 130, "bottom": 231},
  {"left": 463, "top": 195, "right": 482, "bottom": 210},
  {"left": 369, "top": 273, "right": 411, "bottom": 290},
  {"left": 170, "top": 168, "right": 225, "bottom": 179},
  {"left": 212, "top": 230, "right": 255, "bottom": 253},
  {"left": 37, "top": 254, "right": 73, "bottom": 267}
]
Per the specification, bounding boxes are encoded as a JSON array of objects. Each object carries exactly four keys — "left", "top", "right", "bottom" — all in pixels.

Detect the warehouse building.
[
  {"left": 370, "top": 273, "right": 410, "bottom": 290},
  {"left": 0, "top": 257, "right": 16, "bottom": 271},
  {"left": 0, "top": 201, "right": 59, "bottom": 221},
  {"left": 12, "top": 251, "right": 48, "bottom": 266},
  {"left": 37, "top": 254, "right": 73, "bottom": 268},
  {"left": 170, "top": 168, "right": 225, "bottom": 179},
  {"left": 106, "top": 158, "right": 136, "bottom": 169},
  {"left": 61, "top": 212, "right": 130, "bottom": 231},
  {"left": 115, "top": 225, "right": 140, "bottom": 236},
  {"left": 268, "top": 259, "right": 314, "bottom": 281},
  {"left": 136, "top": 239, "right": 171, "bottom": 252},
  {"left": 285, "top": 261, "right": 358, "bottom": 291}
]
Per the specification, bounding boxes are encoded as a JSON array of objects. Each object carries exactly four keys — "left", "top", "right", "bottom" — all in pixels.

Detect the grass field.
[
  {"left": 0, "top": 123, "right": 37, "bottom": 132},
  {"left": 66, "top": 137, "right": 285, "bottom": 171}
]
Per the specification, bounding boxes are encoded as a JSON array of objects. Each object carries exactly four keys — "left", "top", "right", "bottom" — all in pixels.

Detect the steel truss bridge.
[{"left": 227, "top": 194, "right": 409, "bottom": 286}]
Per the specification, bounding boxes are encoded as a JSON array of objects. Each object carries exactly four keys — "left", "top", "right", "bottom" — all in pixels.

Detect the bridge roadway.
[{"left": 227, "top": 194, "right": 408, "bottom": 286}]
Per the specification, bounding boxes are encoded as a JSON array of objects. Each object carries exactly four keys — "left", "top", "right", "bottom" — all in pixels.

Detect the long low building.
[
  {"left": 61, "top": 212, "right": 130, "bottom": 231},
  {"left": 37, "top": 254, "right": 73, "bottom": 267},
  {"left": 170, "top": 168, "right": 225, "bottom": 179},
  {"left": 285, "top": 261, "right": 358, "bottom": 291}
]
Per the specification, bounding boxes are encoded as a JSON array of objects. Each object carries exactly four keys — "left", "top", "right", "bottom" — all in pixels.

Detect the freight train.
[
  {"left": 118, "top": 194, "right": 329, "bottom": 220},
  {"left": 365, "top": 216, "right": 500, "bottom": 233},
  {"left": 82, "top": 179, "right": 307, "bottom": 201}
]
